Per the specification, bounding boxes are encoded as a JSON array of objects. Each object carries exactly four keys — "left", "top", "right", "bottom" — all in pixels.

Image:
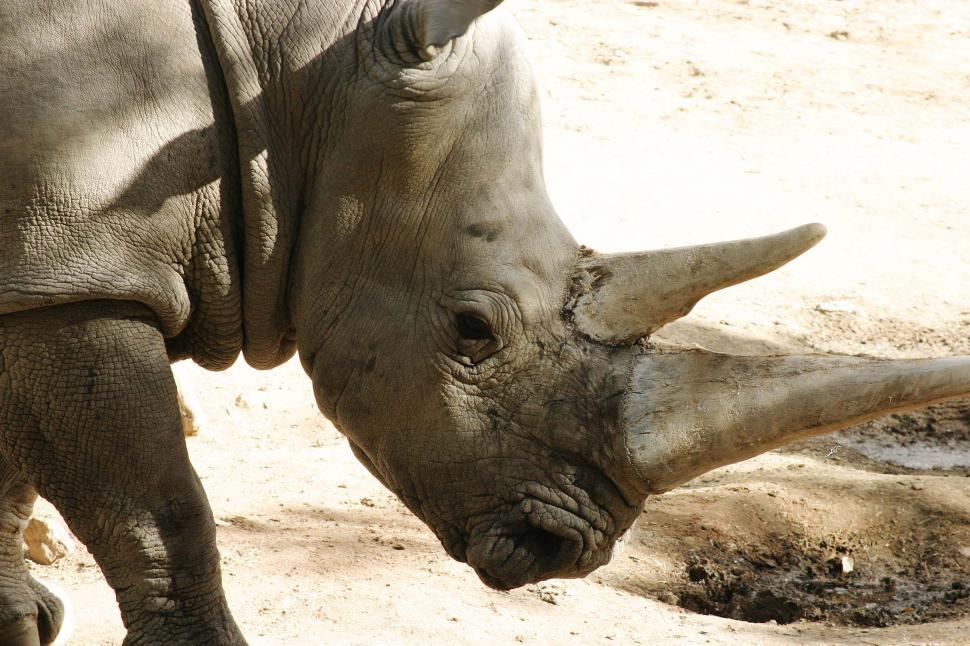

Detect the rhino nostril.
[{"left": 519, "top": 528, "right": 565, "bottom": 570}]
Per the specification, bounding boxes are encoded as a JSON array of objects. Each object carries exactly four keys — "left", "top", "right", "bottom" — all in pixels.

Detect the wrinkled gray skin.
[{"left": 1, "top": 1, "right": 968, "bottom": 645}]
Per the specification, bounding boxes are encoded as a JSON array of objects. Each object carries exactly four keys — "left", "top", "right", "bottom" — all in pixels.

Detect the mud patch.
[
  {"left": 836, "top": 400, "right": 970, "bottom": 472},
  {"left": 789, "top": 399, "right": 970, "bottom": 475},
  {"left": 675, "top": 540, "right": 970, "bottom": 626},
  {"left": 614, "top": 472, "right": 970, "bottom": 629}
]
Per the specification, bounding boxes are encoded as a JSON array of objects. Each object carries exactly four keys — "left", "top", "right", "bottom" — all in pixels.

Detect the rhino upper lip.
[
  {"left": 468, "top": 472, "right": 625, "bottom": 590},
  {"left": 469, "top": 498, "right": 585, "bottom": 590}
]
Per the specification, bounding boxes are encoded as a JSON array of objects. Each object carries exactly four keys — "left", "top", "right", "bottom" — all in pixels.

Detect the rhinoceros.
[{"left": 1, "top": 0, "right": 967, "bottom": 643}]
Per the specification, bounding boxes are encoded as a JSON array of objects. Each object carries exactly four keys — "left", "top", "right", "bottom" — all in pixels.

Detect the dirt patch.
[
  {"left": 603, "top": 464, "right": 970, "bottom": 630},
  {"left": 676, "top": 534, "right": 970, "bottom": 627},
  {"left": 836, "top": 400, "right": 970, "bottom": 473},
  {"left": 785, "top": 400, "right": 970, "bottom": 477},
  {"left": 791, "top": 308, "right": 970, "bottom": 359}
]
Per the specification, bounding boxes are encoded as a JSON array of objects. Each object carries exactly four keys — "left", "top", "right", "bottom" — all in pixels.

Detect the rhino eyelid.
[{"left": 454, "top": 312, "right": 493, "bottom": 340}]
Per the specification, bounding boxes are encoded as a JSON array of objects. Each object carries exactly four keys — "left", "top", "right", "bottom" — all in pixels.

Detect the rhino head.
[{"left": 264, "top": 0, "right": 970, "bottom": 589}]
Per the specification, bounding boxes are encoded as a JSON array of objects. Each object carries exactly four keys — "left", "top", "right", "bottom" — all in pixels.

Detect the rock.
[
  {"left": 177, "top": 388, "right": 203, "bottom": 436},
  {"left": 827, "top": 554, "right": 855, "bottom": 576},
  {"left": 23, "top": 516, "right": 75, "bottom": 565},
  {"left": 171, "top": 363, "right": 204, "bottom": 436},
  {"left": 841, "top": 555, "right": 855, "bottom": 574}
]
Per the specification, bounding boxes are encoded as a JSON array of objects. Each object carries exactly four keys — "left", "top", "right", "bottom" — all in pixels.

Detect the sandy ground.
[{"left": 29, "top": 0, "right": 970, "bottom": 643}]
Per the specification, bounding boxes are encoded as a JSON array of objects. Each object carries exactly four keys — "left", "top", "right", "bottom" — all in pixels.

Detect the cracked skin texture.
[{"left": 0, "top": 0, "right": 244, "bottom": 370}]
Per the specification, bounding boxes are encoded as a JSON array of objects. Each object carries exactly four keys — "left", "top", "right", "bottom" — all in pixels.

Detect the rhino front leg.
[
  {"left": 0, "top": 301, "right": 245, "bottom": 645},
  {"left": 0, "top": 470, "right": 64, "bottom": 646}
]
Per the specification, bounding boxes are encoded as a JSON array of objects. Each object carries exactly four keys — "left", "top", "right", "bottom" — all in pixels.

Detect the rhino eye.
[{"left": 455, "top": 313, "right": 493, "bottom": 340}]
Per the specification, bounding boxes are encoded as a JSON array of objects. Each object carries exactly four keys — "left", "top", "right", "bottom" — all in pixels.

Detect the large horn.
[
  {"left": 622, "top": 349, "right": 970, "bottom": 493},
  {"left": 569, "top": 223, "right": 827, "bottom": 345},
  {"left": 380, "top": 0, "right": 504, "bottom": 60}
]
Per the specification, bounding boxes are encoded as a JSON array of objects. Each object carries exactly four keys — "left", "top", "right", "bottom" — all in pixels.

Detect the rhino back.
[{"left": 0, "top": 0, "right": 242, "bottom": 368}]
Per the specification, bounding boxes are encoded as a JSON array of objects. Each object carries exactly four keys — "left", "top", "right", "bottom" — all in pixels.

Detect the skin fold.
[{"left": 1, "top": 1, "right": 968, "bottom": 644}]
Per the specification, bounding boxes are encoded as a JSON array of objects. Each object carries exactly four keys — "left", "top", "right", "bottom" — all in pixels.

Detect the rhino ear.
[{"left": 383, "top": 0, "right": 504, "bottom": 60}]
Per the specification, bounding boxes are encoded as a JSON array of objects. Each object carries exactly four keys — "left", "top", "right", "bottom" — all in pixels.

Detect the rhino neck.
[{"left": 197, "top": 0, "right": 367, "bottom": 369}]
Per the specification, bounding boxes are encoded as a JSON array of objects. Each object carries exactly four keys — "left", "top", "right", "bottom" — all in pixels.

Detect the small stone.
[
  {"left": 23, "top": 516, "right": 75, "bottom": 565},
  {"left": 177, "top": 388, "right": 203, "bottom": 436},
  {"left": 841, "top": 555, "right": 855, "bottom": 574},
  {"left": 826, "top": 554, "right": 855, "bottom": 576}
]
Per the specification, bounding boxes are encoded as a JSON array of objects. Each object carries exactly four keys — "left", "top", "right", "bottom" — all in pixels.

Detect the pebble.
[
  {"left": 841, "top": 555, "right": 855, "bottom": 574},
  {"left": 177, "top": 388, "right": 203, "bottom": 436}
]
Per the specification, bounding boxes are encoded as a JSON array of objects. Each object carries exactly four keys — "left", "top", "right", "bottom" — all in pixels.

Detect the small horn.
[
  {"left": 622, "top": 350, "right": 970, "bottom": 493},
  {"left": 569, "top": 223, "right": 826, "bottom": 345}
]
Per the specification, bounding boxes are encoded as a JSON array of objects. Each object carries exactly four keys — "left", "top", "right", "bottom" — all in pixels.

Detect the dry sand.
[{"left": 33, "top": 0, "right": 970, "bottom": 643}]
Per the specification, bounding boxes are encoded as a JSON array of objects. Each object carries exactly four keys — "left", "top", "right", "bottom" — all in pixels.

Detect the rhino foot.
[
  {"left": 0, "top": 469, "right": 65, "bottom": 646},
  {"left": 0, "top": 577, "right": 66, "bottom": 646}
]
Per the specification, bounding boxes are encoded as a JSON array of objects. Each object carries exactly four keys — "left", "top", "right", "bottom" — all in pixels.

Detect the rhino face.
[
  {"left": 289, "top": 1, "right": 645, "bottom": 588},
  {"left": 290, "top": 0, "right": 970, "bottom": 590},
  {"left": 346, "top": 335, "right": 645, "bottom": 589}
]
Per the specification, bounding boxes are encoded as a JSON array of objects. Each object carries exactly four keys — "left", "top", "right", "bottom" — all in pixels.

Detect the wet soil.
[
  {"left": 675, "top": 518, "right": 970, "bottom": 627},
  {"left": 797, "top": 400, "right": 970, "bottom": 477},
  {"left": 609, "top": 441, "right": 970, "bottom": 629}
]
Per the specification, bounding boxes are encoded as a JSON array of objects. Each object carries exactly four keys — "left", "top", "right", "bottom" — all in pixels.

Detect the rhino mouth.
[
  {"left": 465, "top": 468, "right": 638, "bottom": 590},
  {"left": 465, "top": 500, "right": 579, "bottom": 590},
  {"left": 348, "top": 436, "right": 640, "bottom": 589}
]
